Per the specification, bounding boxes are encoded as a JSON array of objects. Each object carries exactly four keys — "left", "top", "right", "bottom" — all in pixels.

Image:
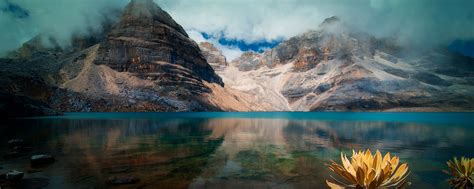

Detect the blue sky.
[{"left": 201, "top": 32, "right": 282, "bottom": 53}]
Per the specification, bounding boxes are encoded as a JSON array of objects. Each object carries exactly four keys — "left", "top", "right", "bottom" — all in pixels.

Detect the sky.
[{"left": 1, "top": 0, "right": 473, "bottom": 60}]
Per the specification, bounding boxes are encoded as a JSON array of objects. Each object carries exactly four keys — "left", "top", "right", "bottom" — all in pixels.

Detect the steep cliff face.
[
  {"left": 94, "top": 0, "right": 222, "bottom": 86},
  {"left": 225, "top": 17, "right": 474, "bottom": 111}
]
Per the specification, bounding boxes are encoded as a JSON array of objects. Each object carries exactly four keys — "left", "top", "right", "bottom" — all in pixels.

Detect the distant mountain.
[
  {"left": 224, "top": 16, "right": 474, "bottom": 111},
  {"left": 199, "top": 42, "right": 227, "bottom": 71}
]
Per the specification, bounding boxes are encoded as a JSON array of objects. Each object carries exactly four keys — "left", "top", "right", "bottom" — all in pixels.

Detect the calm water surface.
[{"left": 0, "top": 112, "right": 473, "bottom": 188}]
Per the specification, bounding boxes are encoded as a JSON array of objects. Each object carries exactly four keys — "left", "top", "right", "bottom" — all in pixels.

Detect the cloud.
[
  {"left": 0, "top": 0, "right": 128, "bottom": 55},
  {"left": 158, "top": 0, "right": 474, "bottom": 48},
  {"left": 1, "top": 0, "right": 473, "bottom": 56},
  {"left": 188, "top": 30, "right": 243, "bottom": 61}
]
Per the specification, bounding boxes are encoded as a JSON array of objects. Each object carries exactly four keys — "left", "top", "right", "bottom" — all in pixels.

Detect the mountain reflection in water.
[{"left": 0, "top": 113, "right": 472, "bottom": 189}]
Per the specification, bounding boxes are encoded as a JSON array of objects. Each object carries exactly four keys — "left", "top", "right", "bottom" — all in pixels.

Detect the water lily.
[
  {"left": 444, "top": 157, "right": 474, "bottom": 189},
  {"left": 326, "top": 149, "right": 410, "bottom": 189}
]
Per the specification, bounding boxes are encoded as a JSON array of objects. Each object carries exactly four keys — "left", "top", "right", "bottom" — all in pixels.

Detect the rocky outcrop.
[
  {"left": 231, "top": 51, "right": 273, "bottom": 71},
  {"left": 199, "top": 42, "right": 227, "bottom": 71}
]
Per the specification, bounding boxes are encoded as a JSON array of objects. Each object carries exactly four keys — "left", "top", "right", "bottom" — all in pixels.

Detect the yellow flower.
[
  {"left": 444, "top": 157, "right": 474, "bottom": 189},
  {"left": 326, "top": 149, "right": 410, "bottom": 189}
]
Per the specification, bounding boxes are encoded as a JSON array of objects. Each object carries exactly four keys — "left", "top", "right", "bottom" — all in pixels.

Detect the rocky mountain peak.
[
  {"left": 118, "top": 0, "right": 187, "bottom": 37},
  {"left": 199, "top": 42, "right": 227, "bottom": 71},
  {"left": 94, "top": 0, "right": 223, "bottom": 87},
  {"left": 319, "top": 16, "right": 340, "bottom": 27}
]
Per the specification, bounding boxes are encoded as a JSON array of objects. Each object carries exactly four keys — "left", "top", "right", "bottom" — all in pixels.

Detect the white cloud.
[
  {"left": 1, "top": 0, "right": 473, "bottom": 55},
  {"left": 217, "top": 44, "right": 243, "bottom": 62},
  {"left": 188, "top": 30, "right": 243, "bottom": 61},
  {"left": 187, "top": 30, "right": 206, "bottom": 43},
  {"left": 158, "top": 0, "right": 474, "bottom": 48},
  {"left": 0, "top": 0, "right": 128, "bottom": 55}
]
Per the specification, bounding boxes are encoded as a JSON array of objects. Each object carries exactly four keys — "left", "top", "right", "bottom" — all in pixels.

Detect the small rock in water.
[
  {"left": 27, "top": 168, "right": 43, "bottom": 174},
  {"left": 30, "top": 154, "right": 55, "bottom": 167},
  {"left": 108, "top": 175, "right": 139, "bottom": 185},
  {"left": 4, "top": 139, "right": 32, "bottom": 160},
  {"left": 8, "top": 139, "right": 25, "bottom": 148},
  {"left": 3, "top": 151, "right": 24, "bottom": 159},
  {"left": 6, "top": 170, "right": 24, "bottom": 181},
  {"left": 107, "top": 167, "right": 130, "bottom": 174},
  {"left": 12, "top": 146, "right": 33, "bottom": 153}
]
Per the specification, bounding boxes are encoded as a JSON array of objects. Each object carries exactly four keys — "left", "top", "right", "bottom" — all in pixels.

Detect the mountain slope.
[{"left": 224, "top": 17, "right": 474, "bottom": 111}]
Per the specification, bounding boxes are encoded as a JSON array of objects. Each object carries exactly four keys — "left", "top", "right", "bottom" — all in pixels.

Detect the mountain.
[
  {"left": 1, "top": 4, "right": 473, "bottom": 117},
  {"left": 0, "top": 0, "right": 257, "bottom": 117},
  {"left": 224, "top": 16, "right": 474, "bottom": 111}
]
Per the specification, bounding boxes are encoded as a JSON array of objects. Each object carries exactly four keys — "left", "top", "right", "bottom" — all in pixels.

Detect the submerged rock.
[
  {"left": 3, "top": 151, "right": 25, "bottom": 159},
  {"left": 8, "top": 139, "right": 25, "bottom": 147},
  {"left": 30, "top": 154, "right": 55, "bottom": 167},
  {"left": 107, "top": 175, "right": 140, "bottom": 185},
  {"left": 3, "top": 139, "right": 32, "bottom": 159},
  {"left": 6, "top": 170, "right": 24, "bottom": 181}
]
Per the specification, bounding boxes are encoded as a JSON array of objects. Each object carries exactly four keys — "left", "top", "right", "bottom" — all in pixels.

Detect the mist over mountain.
[{"left": 1, "top": 0, "right": 473, "bottom": 56}]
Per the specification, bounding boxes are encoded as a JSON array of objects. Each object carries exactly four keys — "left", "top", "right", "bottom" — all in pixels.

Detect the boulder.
[
  {"left": 6, "top": 170, "right": 24, "bottom": 181},
  {"left": 7, "top": 139, "right": 25, "bottom": 147},
  {"left": 30, "top": 154, "right": 55, "bottom": 167}
]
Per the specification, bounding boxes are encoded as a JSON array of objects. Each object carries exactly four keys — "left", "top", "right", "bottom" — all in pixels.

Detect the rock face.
[
  {"left": 199, "top": 42, "right": 227, "bottom": 71},
  {"left": 232, "top": 51, "right": 268, "bottom": 71},
  {"left": 94, "top": 0, "right": 222, "bottom": 86},
  {"left": 224, "top": 17, "right": 474, "bottom": 111}
]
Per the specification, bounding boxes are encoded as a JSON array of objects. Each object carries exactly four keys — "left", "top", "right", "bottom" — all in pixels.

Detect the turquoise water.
[{"left": 1, "top": 112, "right": 473, "bottom": 188}]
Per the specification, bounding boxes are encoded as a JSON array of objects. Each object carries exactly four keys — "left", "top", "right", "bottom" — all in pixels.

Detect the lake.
[{"left": 0, "top": 112, "right": 473, "bottom": 188}]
